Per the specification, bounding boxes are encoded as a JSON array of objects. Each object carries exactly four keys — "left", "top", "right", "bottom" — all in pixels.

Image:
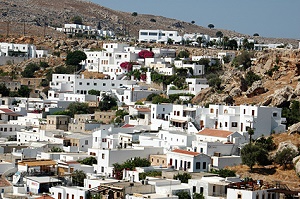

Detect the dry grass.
[{"left": 227, "top": 132, "right": 300, "bottom": 191}]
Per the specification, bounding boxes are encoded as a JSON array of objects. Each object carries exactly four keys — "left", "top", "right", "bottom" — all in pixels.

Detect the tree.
[
  {"left": 72, "top": 170, "right": 86, "bottom": 186},
  {"left": 173, "top": 173, "right": 191, "bottom": 183},
  {"left": 208, "top": 23, "right": 215, "bottom": 29},
  {"left": 191, "top": 20, "right": 195, "bottom": 24},
  {"left": 66, "top": 51, "right": 87, "bottom": 66},
  {"left": 274, "top": 147, "right": 298, "bottom": 170},
  {"left": 167, "top": 38, "right": 174, "bottom": 45},
  {"left": 115, "top": 109, "right": 129, "bottom": 124},
  {"left": 216, "top": 31, "right": 223, "bottom": 38},
  {"left": 21, "top": 63, "right": 40, "bottom": 78},
  {"left": 71, "top": 16, "right": 83, "bottom": 25},
  {"left": 207, "top": 74, "right": 222, "bottom": 90},
  {"left": 98, "top": 93, "right": 117, "bottom": 111},
  {"left": 254, "top": 136, "right": 275, "bottom": 151},
  {"left": 132, "top": 12, "right": 138, "bottom": 16},
  {"left": 51, "top": 147, "right": 64, "bottom": 152},
  {"left": 232, "top": 51, "right": 254, "bottom": 70},
  {"left": 177, "top": 50, "right": 190, "bottom": 58},
  {"left": 78, "top": 157, "right": 97, "bottom": 166},
  {"left": 193, "top": 193, "right": 204, "bottom": 199},
  {"left": 138, "top": 50, "right": 154, "bottom": 59},
  {"left": 175, "top": 191, "right": 190, "bottom": 199},
  {"left": 150, "top": 18, "right": 156, "bottom": 22},
  {"left": 67, "top": 102, "right": 90, "bottom": 117},
  {"left": 88, "top": 89, "right": 101, "bottom": 96},
  {"left": 18, "top": 85, "right": 31, "bottom": 97},
  {"left": 0, "top": 84, "right": 10, "bottom": 97},
  {"left": 146, "top": 93, "right": 159, "bottom": 101},
  {"left": 113, "top": 157, "right": 151, "bottom": 179},
  {"left": 211, "top": 169, "right": 236, "bottom": 178},
  {"left": 227, "top": 39, "right": 238, "bottom": 50},
  {"left": 241, "top": 144, "right": 269, "bottom": 171},
  {"left": 245, "top": 71, "right": 261, "bottom": 87},
  {"left": 253, "top": 33, "right": 259, "bottom": 36}
]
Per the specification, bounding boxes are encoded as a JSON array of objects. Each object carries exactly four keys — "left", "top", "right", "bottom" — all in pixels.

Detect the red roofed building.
[
  {"left": 167, "top": 149, "right": 211, "bottom": 172},
  {"left": 197, "top": 128, "right": 243, "bottom": 143},
  {"left": 0, "top": 108, "right": 20, "bottom": 122}
]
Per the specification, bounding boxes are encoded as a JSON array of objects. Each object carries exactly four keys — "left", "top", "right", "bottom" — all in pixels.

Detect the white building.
[
  {"left": 167, "top": 149, "right": 210, "bottom": 172},
  {"left": 50, "top": 186, "right": 89, "bottom": 199},
  {"left": 0, "top": 42, "right": 48, "bottom": 58},
  {"left": 254, "top": 43, "right": 284, "bottom": 51},
  {"left": 189, "top": 176, "right": 230, "bottom": 199},
  {"left": 95, "top": 146, "right": 164, "bottom": 176},
  {"left": 48, "top": 73, "right": 138, "bottom": 99},
  {"left": 226, "top": 180, "right": 280, "bottom": 199},
  {"left": 139, "top": 30, "right": 183, "bottom": 44},
  {"left": 58, "top": 24, "right": 115, "bottom": 38}
]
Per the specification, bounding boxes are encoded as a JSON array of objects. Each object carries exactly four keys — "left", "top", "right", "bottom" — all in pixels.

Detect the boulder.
[
  {"left": 229, "top": 87, "right": 242, "bottom": 97},
  {"left": 294, "top": 82, "right": 300, "bottom": 96},
  {"left": 293, "top": 155, "right": 300, "bottom": 175},
  {"left": 245, "top": 80, "right": 267, "bottom": 97},
  {"left": 288, "top": 122, "right": 300, "bottom": 134},
  {"left": 276, "top": 141, "right": 298, "bottom": 154}
]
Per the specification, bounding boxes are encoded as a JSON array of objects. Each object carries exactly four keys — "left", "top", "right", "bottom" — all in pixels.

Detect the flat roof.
[
  {"left": 25, "top": 176, "right": 61, "bottom": 184},
  {"left": 18, "top": 160, "right": 56, "bottom": 167}
]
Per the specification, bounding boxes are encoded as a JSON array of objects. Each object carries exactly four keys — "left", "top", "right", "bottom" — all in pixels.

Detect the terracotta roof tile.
[
  {"left": 198, "top": 128, "right": 233, "bottom": 138},
  {"left": 172, "top": 149, "right": 200, "bottom": 156},
  {"left": 136, "top": 108, "right": 151, "bottom": 112},
  {"left": 121, "top": 124, "right": 135, "bottom": 128}
]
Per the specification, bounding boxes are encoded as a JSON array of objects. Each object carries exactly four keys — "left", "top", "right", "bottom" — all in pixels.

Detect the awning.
[{"left": 170, "top": 119, "right": 187, "bottom": 123}]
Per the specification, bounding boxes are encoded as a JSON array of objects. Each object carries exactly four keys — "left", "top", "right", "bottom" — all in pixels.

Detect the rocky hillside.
[
  {"left": 0, "top": 0, "right": 299, "bottom": 47},
  {"left": 192, "top": 48, "right": 300, "bottom": 107}
]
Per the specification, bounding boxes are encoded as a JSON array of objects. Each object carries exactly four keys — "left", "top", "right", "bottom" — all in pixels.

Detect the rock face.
[
  {"left": 288, "top": 122, "right": 300, "bottom": 134},
  {"left": 245, "top": 80, "right": 267, "bottom": 98},
  {"left": 276, "top": 141, "right": 298, "bottom": 154},
  {"left": 293, "top": 155, "right": 300, "bottom": 175}
]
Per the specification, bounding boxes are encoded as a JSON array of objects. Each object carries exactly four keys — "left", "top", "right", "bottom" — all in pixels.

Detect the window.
[
  {"left": 101, "top": 167, "right": 104, "bottom": 172},
  {"left": 200, "top": 187, "right": 204, "bottom": 194},
  {"left": 187, "top": 162, "right": 191, "bottom": 168},
  {"left": 203, "top": 162, "right": 207, "bottom": 170},
  {"left": 243, "top": 109, "right": 246, "bottom": 114},
  {"left": 94, "top": 83, "right": 97, "bottom": 86},
  {"left": 87, "top": 83, "right": 90, "bottom": 85},
  {"left": 252, "top": 110, "right": 255, "bottom": 116},
  {"left": 102, "top": 153, "right": 105, "bottom": 159},
  {"left": 273, "top": 112, "right": 278, "bottom": 117},
  {"left": 103, "top": 83, "right": 106, "bottom": 86},
  {"left": 149, "top": 32, "right": 158, "bottom": 36},
  {"left": 67, "top": 193, "right": 69, "bottom": 199},
  {"left": 237, "top": 194, "right": 242, "bottom": 199},
  {"left": 231, "top": 122, "right": 238, "bottom": 127},
  {"left": 210, "top": 108, "right": 214, "bottom": 113},
  {"left": 79, "top": 82, "right": 82, "bottom": 85},
  {"left": 85, "top": 140, "right": 88, "bottom": 145},
  {"left": 196, "top": 162, "right": 200, "bottom": 169},
  {"left": 193, "top": 186, "right": 196, "bottom": 193},
  {"left": 163, "top": 108, "right": 165, "bottom": 111},
  {"left": 157, "top": 159, "right": 159, "bottom": 163},
  {"left": 225, "top": 122, "right": 228, "bottom": 127},
  {"left": 58, "top": 193, "right": 62, "bottom": 199},
  {"left": 140, "top": 32, "right": 148, "bottom": 35}
]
